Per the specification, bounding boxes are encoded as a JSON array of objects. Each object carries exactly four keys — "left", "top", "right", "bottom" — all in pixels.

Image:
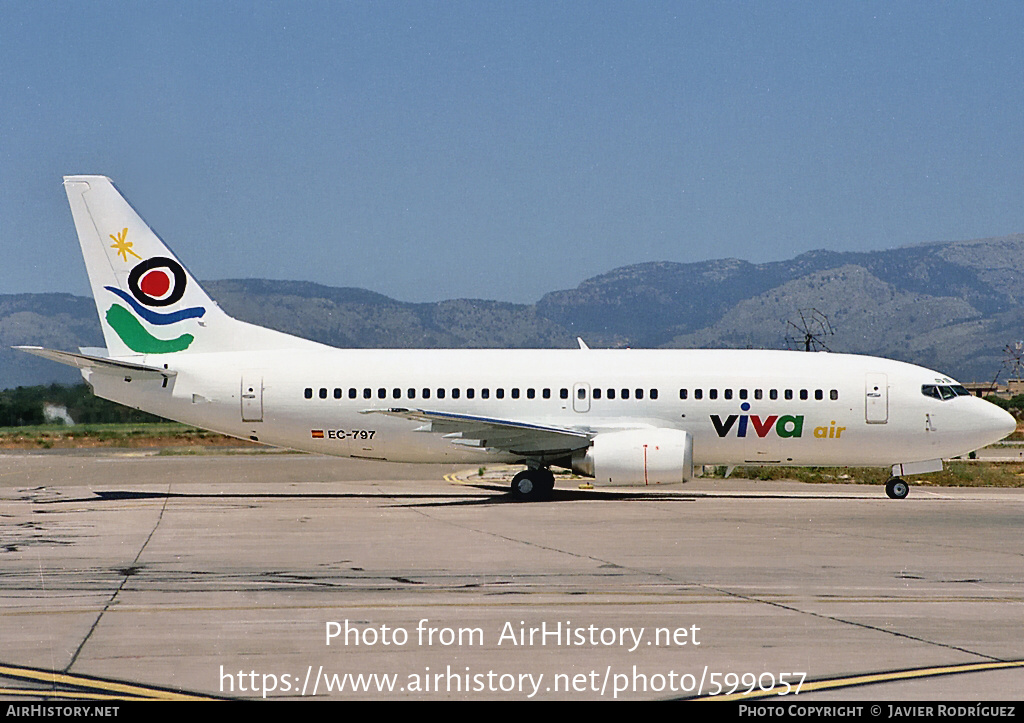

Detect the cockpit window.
[{"left": 923, "top": 384, "right": 968, "bottom": 401}]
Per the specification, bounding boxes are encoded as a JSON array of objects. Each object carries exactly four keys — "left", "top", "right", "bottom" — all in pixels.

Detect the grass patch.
[
  {"left": 0, "top": 422, "right": 190, "bottom": 436},
  {"left": 718, "top": 462, "right": 1024, "bottom": 488},
  {"left": 0, "top": 422, "right": 247, "bottom": 449}
]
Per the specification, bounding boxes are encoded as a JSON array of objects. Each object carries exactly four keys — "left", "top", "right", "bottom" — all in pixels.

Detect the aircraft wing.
[
  {"left": 362, "top": 407, "right": 592, "bottom": 456},
  {"left": 14, "top": 346, "right": 177, "bottom": 381}
]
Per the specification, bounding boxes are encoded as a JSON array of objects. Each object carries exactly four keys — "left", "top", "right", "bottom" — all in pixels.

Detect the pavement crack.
[
  {"left": 395, "top": 485, "right": 1009, "bottom": 665},
  {"left": 694, "top": 583, "right": 1008, "bottom": 664},
  {"left": 65, "top": 483, "right": 172, "bottom": 672}
]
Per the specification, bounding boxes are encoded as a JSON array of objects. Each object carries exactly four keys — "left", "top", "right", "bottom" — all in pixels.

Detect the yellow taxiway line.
[{"left": 0, "top": 663, "right": 219, "bottom": 701}]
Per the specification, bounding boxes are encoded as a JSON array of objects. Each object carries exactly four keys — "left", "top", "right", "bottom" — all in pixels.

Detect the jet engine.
[{"left": 572, "top": 428, "right": 693, "bottom": 486}]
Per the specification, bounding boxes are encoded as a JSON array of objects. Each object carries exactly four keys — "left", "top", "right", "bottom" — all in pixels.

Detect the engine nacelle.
[{"left": 572, "top": 429, "right": 693, "bottom": 486}]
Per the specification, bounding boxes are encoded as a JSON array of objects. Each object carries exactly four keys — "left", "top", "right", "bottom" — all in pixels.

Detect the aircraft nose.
[
  {"left": 996, "top": 405, "right": 1017, "bottom": 439},
  {"left": 979, "top": 399, "right": 1017, "bottom": 442}
]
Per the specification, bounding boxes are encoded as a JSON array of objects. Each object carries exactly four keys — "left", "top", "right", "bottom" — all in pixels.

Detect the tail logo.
[
  {"left": 109, "top": 227, "right": 142, "bottom": 261},
  {"left": 103, "top": 237, "right": 206, "bottom": 353},
  {"left": 127, "top": 257, "right": 187, "bottom": 306}
]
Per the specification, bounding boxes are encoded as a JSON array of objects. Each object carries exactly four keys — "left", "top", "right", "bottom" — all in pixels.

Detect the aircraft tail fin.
[{"left": 63, "top": 176, "right": 318, "bottom": 357}]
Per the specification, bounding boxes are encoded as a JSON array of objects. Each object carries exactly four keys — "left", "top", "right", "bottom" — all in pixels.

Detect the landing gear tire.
[
  {"left": 885, "top": 477, "right": 909, "bottom": 499},
  {"left": 511, "top": 468, "right": 554, "bottom": 502}
]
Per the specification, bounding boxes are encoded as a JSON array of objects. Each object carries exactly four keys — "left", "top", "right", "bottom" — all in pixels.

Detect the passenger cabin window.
[
  {"left": 769, "top": 389, "right": 778, "bottom": 400},
  {"left": 334, "top": 388, "right": 342, "bottom": 399},
  {"left": 512, "top": 388, "right": 520, "bottom": 399},
  {"left": 304, "top": 388, "right": 313, "bottom": 399},
  {"left": 560, "top": 388, "right": 569, "bottom": 400},
  {"left": 650, "top": 389, "right": 658, "bottom": 400},
  {"left": 815, "top": 389, "right": 823, "bottom": 401},
  {"left": 594, "top": 388, "right": 602, "bottom": 400},
  {"left": 799, "top": 389, "right": 808, "bottom": 400},
  {"left": 709, "top": 389, "right": 718, "bottom": 400},
  {"left": 724, "top": 389, "right": 733, "bottom": 400},
  {"left": 830, "top": 389, "right": 839, "bottom": 400},
  {"left": 349, "top": 388, "right": 357, "bottom": 399},
  {"left": 679, "top": 389, "right": 687, "bottom": 400},
  {"left": 319, "top": 388, "right": 327, "bottom": 399},
  {"left": 543, "top": 388, "right": 551, "bottom": 399},
  {"left": 694, "top": 389, "right": 703, "bottom": 400}
]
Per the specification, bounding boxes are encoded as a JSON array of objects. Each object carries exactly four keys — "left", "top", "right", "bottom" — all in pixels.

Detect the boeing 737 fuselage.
[{"left": 18, "top": 176, "right": 1016, "bottom": 501}]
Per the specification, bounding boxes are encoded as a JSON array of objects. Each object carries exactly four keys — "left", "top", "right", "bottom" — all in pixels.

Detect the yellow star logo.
[{"left": 109, "top": 228, "right": 142, "bottom": 262}]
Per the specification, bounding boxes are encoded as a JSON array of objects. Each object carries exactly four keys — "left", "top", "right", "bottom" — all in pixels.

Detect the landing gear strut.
[
  {"left": 510, "top": 467, "right": 555, "bottom": 501},
  {"left": 885, "top": 476, "right": 909, "bottom": 499}
]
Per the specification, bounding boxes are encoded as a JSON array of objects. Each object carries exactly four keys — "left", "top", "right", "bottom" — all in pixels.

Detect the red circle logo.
[{"left": 139, "top": 269, "right": 171, "bottom": 299}]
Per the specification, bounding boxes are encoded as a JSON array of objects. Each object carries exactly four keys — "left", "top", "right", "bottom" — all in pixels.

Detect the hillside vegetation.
[{"left": 6, "top": 233, "right": 1024, "bottom": 389}]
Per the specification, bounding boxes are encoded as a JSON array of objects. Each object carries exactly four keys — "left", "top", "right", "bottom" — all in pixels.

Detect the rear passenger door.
[{"left": 241, "top": 372, "right": 263, "bottom": 422}]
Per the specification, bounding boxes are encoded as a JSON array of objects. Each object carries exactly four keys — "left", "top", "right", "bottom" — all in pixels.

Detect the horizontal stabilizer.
[{"left": 13, "top": 346, "right": 176, "bottom": 380}]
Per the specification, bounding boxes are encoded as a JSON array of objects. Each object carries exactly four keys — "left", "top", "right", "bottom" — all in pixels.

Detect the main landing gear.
[
  {"left": 510, "top": 467, "right": 555, "bottom": 502},
  {"left": 885, "top": 476, "right": 909, "bottom": 499}
]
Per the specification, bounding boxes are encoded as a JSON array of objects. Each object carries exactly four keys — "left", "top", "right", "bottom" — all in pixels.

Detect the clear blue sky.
[{"left": 3, "top": 1, "right": 1023, "bottom": 303}]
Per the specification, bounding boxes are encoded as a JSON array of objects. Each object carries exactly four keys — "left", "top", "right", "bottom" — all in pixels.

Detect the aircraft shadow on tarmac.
[
  {"left": 77, "top": 485, "right": 694, "bottom": 507},
  {"left": 59, "top": 485, "right": 883, "bottom": 507}
]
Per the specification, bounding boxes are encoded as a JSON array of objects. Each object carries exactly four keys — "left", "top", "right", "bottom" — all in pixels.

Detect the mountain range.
[{"left": 5, "top": 233, "right": 1024, "bottom": 390}]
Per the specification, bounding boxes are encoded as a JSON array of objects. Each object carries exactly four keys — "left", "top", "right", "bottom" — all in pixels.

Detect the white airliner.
[{"left": 17, "top": 176, "right": 1016, "bottom": 500}]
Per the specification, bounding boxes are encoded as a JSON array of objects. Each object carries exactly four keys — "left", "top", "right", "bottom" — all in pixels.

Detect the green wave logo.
[{"left": 106, "top": 304, "right": 194, "bottom": 353}]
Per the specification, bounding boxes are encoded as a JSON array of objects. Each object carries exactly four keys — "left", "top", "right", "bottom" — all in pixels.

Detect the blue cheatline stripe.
[{"left": 104, "top": 286, "right": 206, "bottom": 325}]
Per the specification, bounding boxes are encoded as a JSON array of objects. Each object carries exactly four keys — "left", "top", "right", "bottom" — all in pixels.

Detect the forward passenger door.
[{"left": 865, "top": 373, "right": 888, "bottom": 424}]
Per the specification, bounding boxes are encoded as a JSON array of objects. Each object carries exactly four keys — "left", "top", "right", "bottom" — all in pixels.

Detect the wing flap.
[{"left": 362, "top": 407, "right": 592, "bottom": 456}]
